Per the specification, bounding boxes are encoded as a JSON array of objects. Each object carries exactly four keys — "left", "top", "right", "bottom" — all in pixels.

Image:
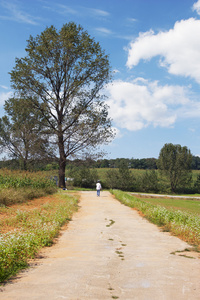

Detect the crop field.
[
  {"left": 0, "top": 169, "right": 58, "bottom": 206},
  {"left": 95, "top": 167, "right": 200, "bottom": 178},
  {"left": 94, "top": 168, "right": 148, "bottom": 181}
]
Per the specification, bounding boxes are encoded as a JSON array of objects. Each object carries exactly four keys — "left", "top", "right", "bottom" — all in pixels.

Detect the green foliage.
[
  {"left": 105, "top": 169, "right": 120, "bottom": 189},
  {"left": 118, "top": 162, "right": 135, "bottom": 191},
  {"left": 44, "top": 162, "right": 58, "bottom": 171},
  {"left": 192, "top": 156, "right": 200, "bottom": 170},
  {"left": 0, "top": 170, "right": 56, "bottom": 189},
  {"left": 194, "top": 174, "right": 200, "bottom": 193},
  {"left": 105, "top": 163, "right": 136, "bottom": 191},
  {"left": 10, "top": 22, "right": 114, "bottom": 187},
  {"left": 68, "top": 167, "right": 98, "bottom": 188},
  {"left": 94, "top": 157, "right": 158, "bottom": 169},
  {"left": 0, "top": 97, "right": 54, "bottom": 170},
  {"left": 67, "top": 166, "right": 200, "bottom": 194},
  {"left": 157, "top": 143, "right": 192, "bottom": 192},
  {"left": 138, "top": 170, "right": 159, "bottom": 193}
]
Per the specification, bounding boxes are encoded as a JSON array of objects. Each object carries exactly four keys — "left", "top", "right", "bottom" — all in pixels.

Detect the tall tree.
[
  {"left": 0, "top": 96, "right": 54, "bottom": 170},
  {"left": 118, "top": 161, "right": 135, "bottom": 191},
  {"left": 157, "top": 143, "right": 192, "bottom": 192},
  {"left": 9, "top": 22, "right": 114, "bottom": 187}
]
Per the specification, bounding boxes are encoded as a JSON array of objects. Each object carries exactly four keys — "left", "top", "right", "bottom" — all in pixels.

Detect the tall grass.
[
  {"left": 0, "top": 191, "right": 79, "bottom": 282},
  {"left": 111, "top": 190, "right": 200, "bottom": 247},
  {"left": 0, "top": 169, "right": 58, "bottom": 206}
]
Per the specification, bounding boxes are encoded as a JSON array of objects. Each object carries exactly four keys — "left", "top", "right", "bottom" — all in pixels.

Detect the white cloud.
[
  {"left": 0, "top": 85, "right": 9, "bottom": 90},
  {"left": 127, "top": 18, "right": 137, "bottom": 23},
  {"left": 89, "top": 8, "right": 110, "bottom": 17},
  {"left": 113, "top": 69, "right": 120, "bottom": 74},
  {"left": 126, "top": 18, "right": 200, "bottom": 83},
  {"left": 57, "top": 4, "right": 78, "bottom": 15},
  {"left": 193, "top": 0, "right": 200, "bottom": 15},
  {"left": 113, "top": 127, "right": 122, "bottom": 139},
  {"left": 0, "top": 1, "right": 39, "bottom": 25},
  {"left": 105, "top": 79, "right": 195, "bottom": 131},
  {"left": 95, "top": 27, "right": 112, "bottom": 35}
]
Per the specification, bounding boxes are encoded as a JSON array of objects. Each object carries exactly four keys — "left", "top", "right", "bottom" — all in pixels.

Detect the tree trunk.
[
  {"left": 59, "top": 158, "right": 66, "bottom": 188},
  {"left": 58, "top": 132, "right": 66, "bottom": 188},
  {"left": 23, "top": 159, "right": 27, "bottom": 171}
]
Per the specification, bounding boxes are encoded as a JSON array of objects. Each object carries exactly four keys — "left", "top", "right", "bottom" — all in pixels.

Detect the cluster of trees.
[
  {"left": 104, "top": 168, "right": 160, "bottom": 193},
  {"left": 0, "top": 22, "right": 114, "bottom": 187},
  {"left": 67, "top": 143, "right": 198, "bottom": 194}
]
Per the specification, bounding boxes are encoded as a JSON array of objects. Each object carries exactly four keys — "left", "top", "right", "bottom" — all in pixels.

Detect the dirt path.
[{"left": 1, "top": 191, "right": 200, "bottom": 300}]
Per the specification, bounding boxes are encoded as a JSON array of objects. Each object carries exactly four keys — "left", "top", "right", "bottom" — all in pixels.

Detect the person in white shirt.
[{"left": 96, "top": 180, "right": 102, "bottom": 197}]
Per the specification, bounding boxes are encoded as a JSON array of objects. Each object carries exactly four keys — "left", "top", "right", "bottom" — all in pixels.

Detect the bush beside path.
[{"left": 1, "top": 191, "right": 200, "bottom": 299}]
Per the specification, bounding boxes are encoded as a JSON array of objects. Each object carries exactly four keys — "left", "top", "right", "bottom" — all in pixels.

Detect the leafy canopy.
[
  {"left": 157, "top": 143, "right": 192, "bottom": 192},
  {"left": 9, "top": 22, "right": 114, "bottom": 186}
]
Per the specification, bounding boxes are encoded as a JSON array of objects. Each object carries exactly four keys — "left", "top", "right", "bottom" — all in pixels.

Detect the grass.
[
  {"left": 134, "top": 195, "right": 200, "bottom": 216},
  {"left": 111, "top": 190, "right": 200, "bottom": 248},
  {"left": 0, "top": 190, "right": 79, "bottom": 283}
]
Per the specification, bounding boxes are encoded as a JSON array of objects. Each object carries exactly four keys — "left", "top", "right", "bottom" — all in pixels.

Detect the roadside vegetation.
[
  {"left": 0, "top": 169, "right": 57, "bottom": 206},
  {"left": 111, "top": 190, "right": 200, "bottom": 249},
  {"left": 133, "top": 194, "right": 200, "bottom": 216},
  {"left": 0, "top": 191, "right": 79, "bottom": 283}
]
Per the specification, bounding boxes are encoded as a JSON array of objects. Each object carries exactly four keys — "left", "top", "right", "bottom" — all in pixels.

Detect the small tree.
[
  {"left": 0, "top": 96, "right": 54, "bottom": 170},
  {"left": 139, "top": 170, "right": 159, "bottom": 193},
  {"left": 105, "top": 169, "right": 120, "bottom": 189},
  {"left": 118, "top": 161, "right": 135, "bottom": 191},
  {"left": 157, "top": 143, "right": 192, "bottom": 193},
  {"left": 194, "top": 174, "right": 200, "bottom": 193},
  {"left": 69, "top": 166, "right": 98, "bottom": 188},
  {"left": 9, "top": 22, "right": 114, "bottom": 187}
]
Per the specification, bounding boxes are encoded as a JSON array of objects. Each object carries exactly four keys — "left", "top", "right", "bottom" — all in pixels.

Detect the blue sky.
[{"left": 1, "top": 0, "right": 200, "bottom": 159}]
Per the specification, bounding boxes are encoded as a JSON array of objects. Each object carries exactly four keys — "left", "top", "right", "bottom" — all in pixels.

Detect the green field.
[
  {"left": 133, "top": 194, "right": 200, "bottom": 216},
  {"left": 95, "top": 168, "right": 150, "bottom": 179},
  {"left": 95, "top": 168, "right": 200, "bottom": 179}
]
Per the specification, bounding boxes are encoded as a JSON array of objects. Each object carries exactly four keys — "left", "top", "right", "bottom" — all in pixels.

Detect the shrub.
[{"left": 137, "top": 170, "right": 159, "bottom": 193}]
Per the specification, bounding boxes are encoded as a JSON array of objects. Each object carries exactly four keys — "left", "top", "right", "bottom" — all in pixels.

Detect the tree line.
[
  {"left": 1, "top": 143, "right": 199, "bottom": 194},
  {"left": 66, "top": 143, "right": 200, "bottom": 194},
  {"left": 1, "top": 154, "right": 200, "bottom": 171},
  {"left": 89, "top": 156, "right": 200, "bottom": 170},
  {"left": 0, "top": 155, "right": 200, "bottom": 171}
]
